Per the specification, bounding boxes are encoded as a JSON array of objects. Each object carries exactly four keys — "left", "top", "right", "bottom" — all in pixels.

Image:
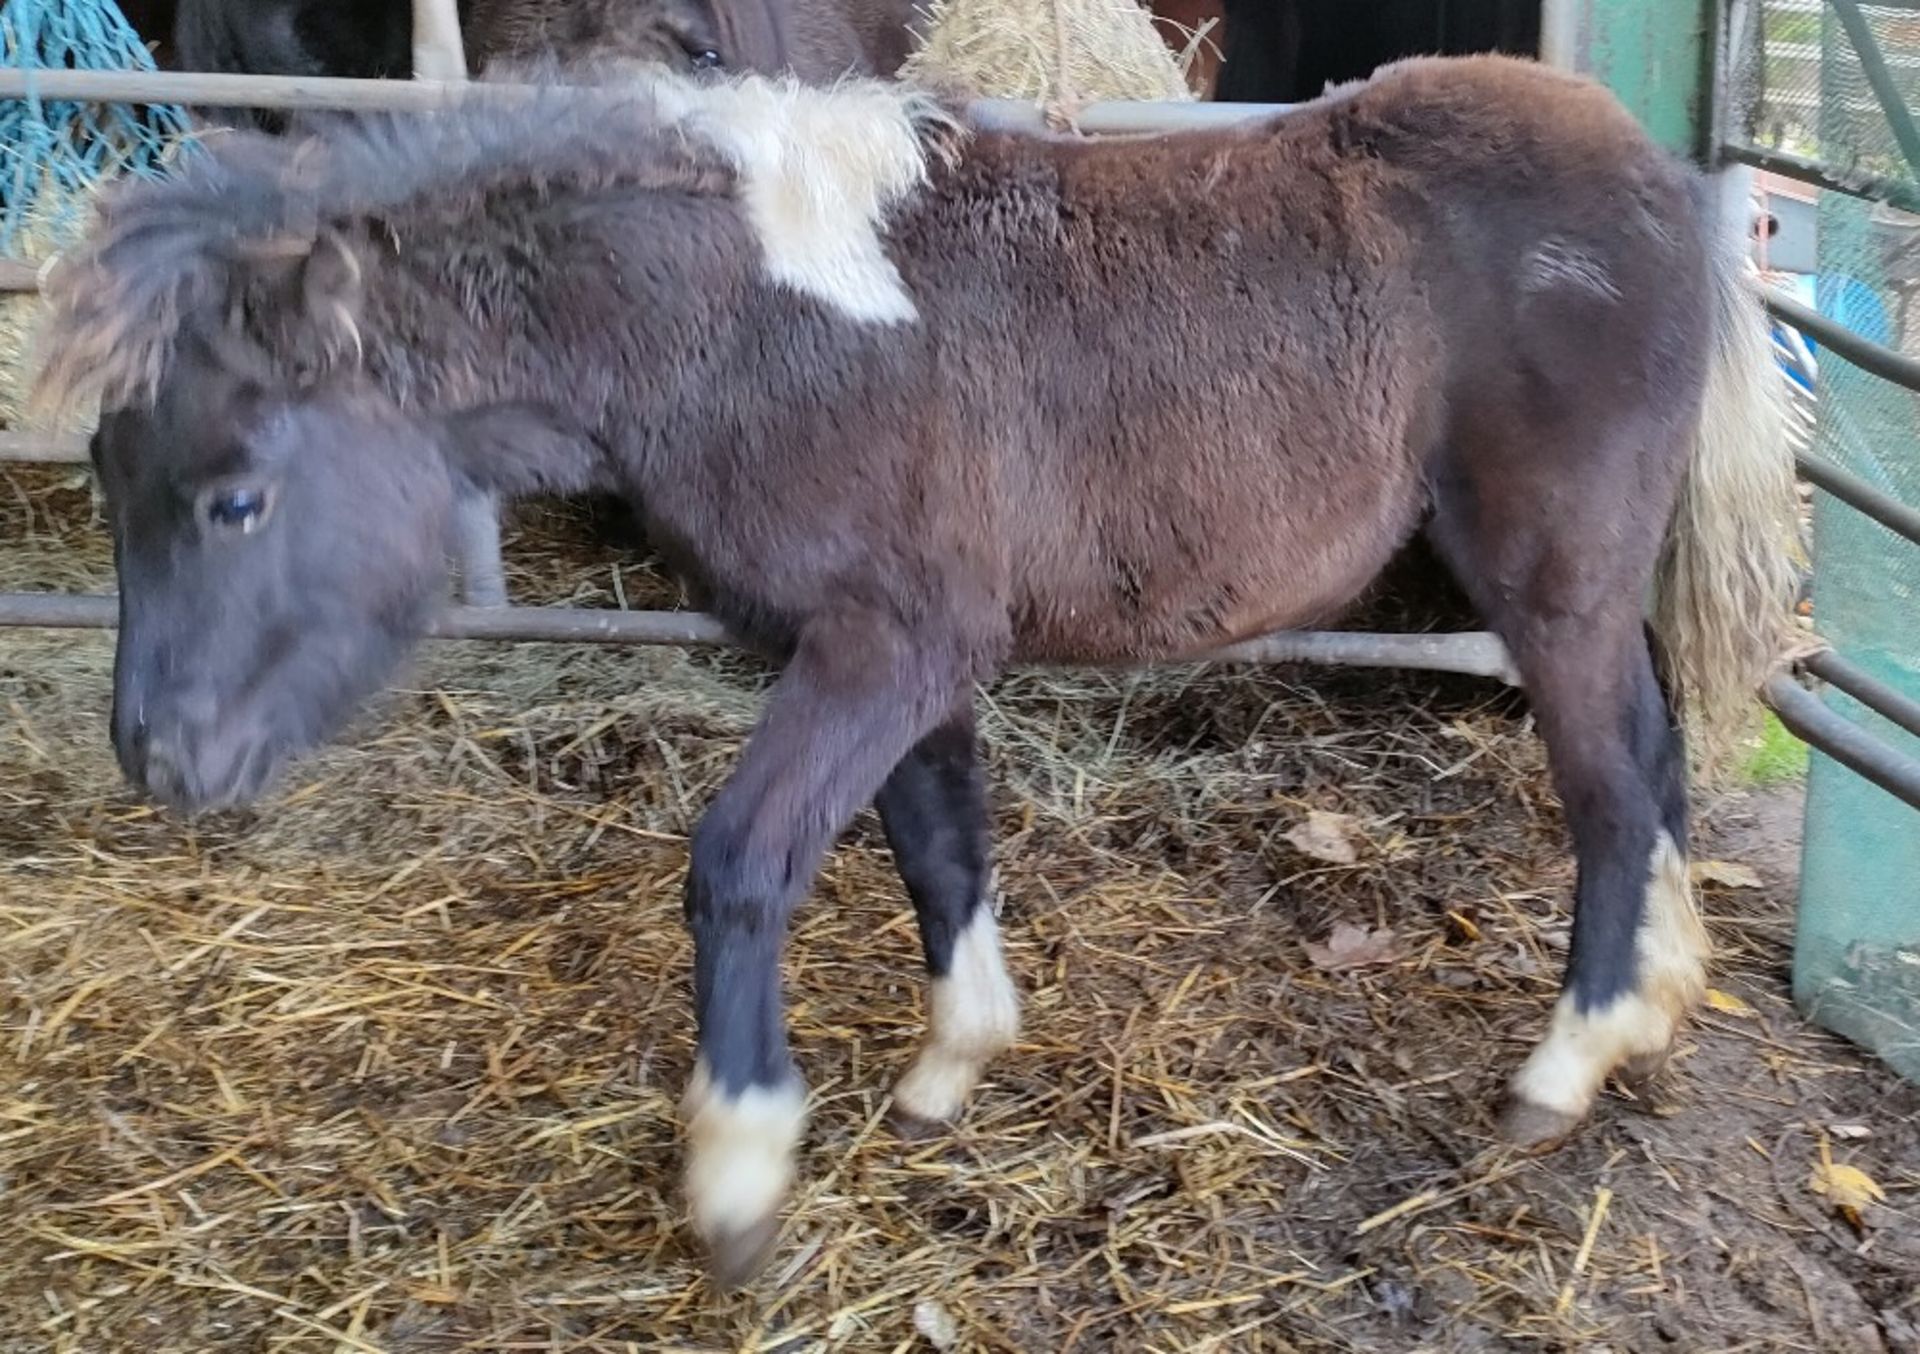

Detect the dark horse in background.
[
  {"left": 39, "top": 57, "right": 1796, "bottom": 1285},
  {"left": 166, "top": 0, "right": 921, "bottom": 127}
]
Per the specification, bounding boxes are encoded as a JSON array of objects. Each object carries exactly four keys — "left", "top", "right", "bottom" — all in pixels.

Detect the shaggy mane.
[{"left": 33, "top": 64, "right": 959, "bottom": 415}]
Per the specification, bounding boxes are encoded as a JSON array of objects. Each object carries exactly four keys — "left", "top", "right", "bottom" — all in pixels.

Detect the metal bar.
[
  {"left": 0, "top": 592, "right": 733, "bottom": 645},
  {"left": 1721, "top": 143, "right": 1920, "bottom": 216},
  {"left": 0, "top": 69, "right": 481, "bottom": 113},
  {"left": 0, "top": 432, "right": 87, "bottom": 464},
  {"left": 1794, "top": 450, "right": 1920, "bottom": 548},
  {"left": 0, "top": 68, "right": 1287, "bottom": 134},
  {"left": 0, "top": 591, "right": 1517, "bottom": 680},
  {"left": 1803, "top": 650, "right": 1920, "bottom": 740},
  {"left": 967, "top": 100, "right": 1289, "bottom": 134},
  {"left": 1826, "top": 0, "right": 1920, "bottom": 183},
  {"left": 1764, "top": 288, "right": 1920, "bottom": 393},
  {"left": 1207, "top": 628, "right": 1519, "bottom": 683},
  {"left": 1765, "top": 672, "right": 1920, "bottom": 811}
]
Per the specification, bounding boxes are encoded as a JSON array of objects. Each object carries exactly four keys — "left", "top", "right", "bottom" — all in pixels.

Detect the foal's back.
[{"left": 880, "top": 56, "right": 1711, "bottom": 664}]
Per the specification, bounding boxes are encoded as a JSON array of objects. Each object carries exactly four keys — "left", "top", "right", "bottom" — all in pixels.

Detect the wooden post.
[{"left": 412, "top": 0, "right": 469, "bottom": 82}]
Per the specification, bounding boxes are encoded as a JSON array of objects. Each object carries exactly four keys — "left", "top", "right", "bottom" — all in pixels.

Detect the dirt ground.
[{"left": 2, "top": 469, "right": 1918, "bottom": 1352}]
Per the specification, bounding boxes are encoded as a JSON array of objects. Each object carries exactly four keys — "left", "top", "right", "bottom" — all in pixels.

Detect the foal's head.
[
  {"left": 89, "top": 330, "right": 455, "bottom": 811},
  {"left": 51, "top": 223, "right": 586, "bottom": 813}
]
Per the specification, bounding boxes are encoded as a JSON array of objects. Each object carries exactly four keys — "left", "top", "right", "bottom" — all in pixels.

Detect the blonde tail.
[{"left": 1652, "top": 202, "right": 1802, "bottom": 773}]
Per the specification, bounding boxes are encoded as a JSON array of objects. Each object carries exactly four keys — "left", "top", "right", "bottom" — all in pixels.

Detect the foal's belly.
[{"left": 1006, "top": 479, "right": 1425, "bottom": 667}]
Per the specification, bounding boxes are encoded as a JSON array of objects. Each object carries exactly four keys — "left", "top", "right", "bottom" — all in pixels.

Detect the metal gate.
[{"left": 1720, "top": 0, "right": 1920, "bottom": 1079}]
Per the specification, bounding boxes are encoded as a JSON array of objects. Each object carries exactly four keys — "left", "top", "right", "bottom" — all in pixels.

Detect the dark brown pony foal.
[{"left": 39, "top": 56, "right": 1796, "bottom": 1285}]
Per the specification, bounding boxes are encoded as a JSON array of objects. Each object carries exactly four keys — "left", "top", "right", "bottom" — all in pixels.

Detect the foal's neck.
[{"left": 365, "top": 191, "right": 749, "bottom": 497}]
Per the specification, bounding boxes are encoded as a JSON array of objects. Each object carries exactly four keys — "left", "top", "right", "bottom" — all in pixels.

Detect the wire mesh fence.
[{"left": 1728, "top": 0, "right": 1920, "bottom": 200}]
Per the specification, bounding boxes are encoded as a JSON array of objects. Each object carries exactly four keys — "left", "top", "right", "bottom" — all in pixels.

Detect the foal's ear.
[
  {"left": 287, "top": 231, "right": 365, "bottom": 366},
  {"left": 436, "top": 401, "right": 603, "bottom": 497}
]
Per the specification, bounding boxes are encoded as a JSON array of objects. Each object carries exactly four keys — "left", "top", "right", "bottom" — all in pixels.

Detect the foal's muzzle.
[{"left": 119, "top": 714, "right": 276, "bottom": 814}]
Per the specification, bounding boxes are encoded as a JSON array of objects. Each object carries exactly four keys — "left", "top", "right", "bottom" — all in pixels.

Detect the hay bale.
[
  {"left": 902, "top": 0, "right": 1199, "bottom": 105},
  {"left": 1, "top": 206, "right": 72, "bottom": 431}
]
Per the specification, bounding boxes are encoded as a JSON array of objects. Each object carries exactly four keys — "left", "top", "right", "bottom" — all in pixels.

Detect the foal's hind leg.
[
  {"left": 874, "top": 708, "right": 1020, "bottom": 1125},
  {"left": 1428, "top": 456, "right": 1708, "bottom": 1149},
  {"left": 1495, "top": 631, "right": 1708, "bottom": 1148}
]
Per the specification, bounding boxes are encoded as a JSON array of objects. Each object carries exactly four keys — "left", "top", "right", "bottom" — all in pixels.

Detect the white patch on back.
[
  {"left": 1509, "top": 831, "right": 1709, "bottom": 1117},
  {"left": 680, "top": 1059, "right": 807, "bottom": 1243},
  {"left": 643, "top": 72, "right": 952, "bottom": 325},
  {"left": 894, "top": 903, "right": 1021, "bottom": 1122},
  {"left": 1523, "top": 237, "right": 1623, "bottom": 302}
]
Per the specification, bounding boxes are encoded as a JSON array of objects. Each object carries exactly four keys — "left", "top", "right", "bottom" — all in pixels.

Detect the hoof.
[
  {"left": 680, "top": 1060, "right": 805, "bottom": 1291},
  {"left": 890, "top": 1056, "right": 978, "bottom": 1130},
  {"left": 887, "top": 1096, "right": 956, "bottom": 1142},
  {"left": 1618, "top": 1046, "right": 1672, "bottom": 1091},
  {"left": 702, "top": 1215, "right": 782, "bottom": 1291},
  {"left": 1498, "top": 1098, "right": 1584, "bottom": 1154}
]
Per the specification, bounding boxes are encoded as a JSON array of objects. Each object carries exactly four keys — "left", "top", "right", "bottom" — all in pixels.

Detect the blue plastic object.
[{"left": 0, "top": 0, "right": 192, "bottom": 254}]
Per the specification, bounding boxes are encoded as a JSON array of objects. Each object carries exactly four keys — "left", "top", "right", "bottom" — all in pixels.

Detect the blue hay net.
[{"left": 1, "top": 0, "right": 193, "bottom": 256}]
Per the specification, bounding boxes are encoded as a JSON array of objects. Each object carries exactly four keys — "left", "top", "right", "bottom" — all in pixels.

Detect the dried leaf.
[
  {"left": 1285, "top": 810, "right": 1362, "bottom": 865},
  {"left": 1692, "top": 859, "right": 1763, "bottom": 889},
  {"left": 1809, "top": 1154, "right": 1886, "bottom": 1230},
  {"left": 1306, "top": 922, "right": 1401, "bottom": 971},
  {"left": 1704, "top": 988, "right": 1758, "bottom": 1017},
  {"left": 1829, "top": 1123, "right": 1873, "bottom": 1141},
  {"left": 913, "top": 1298, "right": 959, "bottom": 1350}
]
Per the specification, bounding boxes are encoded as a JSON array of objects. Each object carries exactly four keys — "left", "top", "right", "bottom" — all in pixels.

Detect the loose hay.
[
  {"left": 1, "top": 206, "right": 73, "bottom": 431},
  {"left": 5, "top": 468, "right": 1918, "bottom": 1350},
  {"left": 902, "top": 0, "right": 1200, "bottom": 105}
]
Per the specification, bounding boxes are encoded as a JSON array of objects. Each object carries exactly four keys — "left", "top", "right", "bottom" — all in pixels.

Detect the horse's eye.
[
  {"left": 688, "top": 47, "right": 722, "bottom": 70},
  {"left": 201, "top": 486, "right": 274, "bottom": 535}
]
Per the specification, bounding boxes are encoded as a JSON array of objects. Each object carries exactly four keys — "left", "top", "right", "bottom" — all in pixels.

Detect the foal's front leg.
[
  {"left": 679, "top": 609, "right": 969, "bottom": 1285},
  {"left": 875, "top": 708, "right": 1020, "bottom": 1125}
]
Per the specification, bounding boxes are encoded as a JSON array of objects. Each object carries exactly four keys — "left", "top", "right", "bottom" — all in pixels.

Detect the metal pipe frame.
[
  {"left": 0, "top": 432, "right": 86, "bottom": 463},
  {"left": 1793, "top": 450, "right": 1920, "bottom": 548},
  {"left": 1761, "top": 292, "right": 1920, "bottom": 547},
  {"left": 1722, "top": 143, "right": 1920, "bottom": 217},
  {"left": 1803, "top": 650, "right": 1920, "bottom": 741},
  {"left": 0, "top": 67, "right": 1288, "bottom": 132},
  {"left": 1764, "top": 288, "right": 1920, "bottom": 392},
  {"left": 1765, "top": 673, "right": 1920, "bottom": 810},
  {"left": 0, "top": 592, "right": 1522, "bottom": 683}
]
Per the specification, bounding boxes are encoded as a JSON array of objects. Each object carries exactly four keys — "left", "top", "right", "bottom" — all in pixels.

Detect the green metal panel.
[{"left": 1547, "top": 0, "right": 1716, "bottom": 157}]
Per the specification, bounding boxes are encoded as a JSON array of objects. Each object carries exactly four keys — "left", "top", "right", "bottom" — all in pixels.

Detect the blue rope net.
[{"left": 1, "top": 0, "right": 193, "bottom": 257}]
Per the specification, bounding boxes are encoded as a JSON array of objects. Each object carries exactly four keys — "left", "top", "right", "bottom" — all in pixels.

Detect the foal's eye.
[
  {"left": 200, "top": 485, "right": 274, "bottom": 536},
  {"left": 687, "top": 47, "right": 722, "bottom": 70}
]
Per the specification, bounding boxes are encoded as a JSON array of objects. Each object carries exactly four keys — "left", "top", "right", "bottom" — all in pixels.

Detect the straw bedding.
[{"left": 3, "top": 467, "right": 1916, "bottom": 1351}]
